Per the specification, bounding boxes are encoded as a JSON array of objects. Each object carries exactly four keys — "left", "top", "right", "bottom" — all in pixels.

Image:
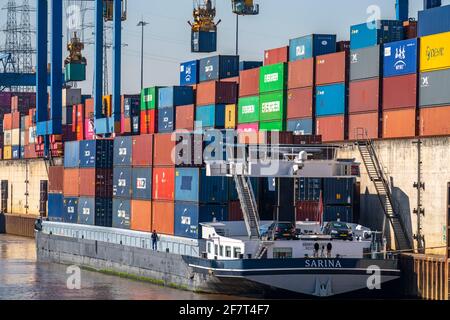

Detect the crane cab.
[
  {"left": 103, "top": 0, "right": 128, "bottom": 21},
  {"left": 232, "top": 0, "right": 259, "bottom": 15},
  {"left": 190, "top": 0, "right": 218, "bottom": 53}
]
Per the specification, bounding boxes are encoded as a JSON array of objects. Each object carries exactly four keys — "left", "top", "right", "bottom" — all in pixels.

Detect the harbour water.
[{"left": 0, "top": 234, "right": 241, "bottom": 300}]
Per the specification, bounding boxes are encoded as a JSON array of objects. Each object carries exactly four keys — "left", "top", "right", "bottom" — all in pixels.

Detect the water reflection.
[{"left": 0, "top": 235, "right": 242, "bottom": 300}]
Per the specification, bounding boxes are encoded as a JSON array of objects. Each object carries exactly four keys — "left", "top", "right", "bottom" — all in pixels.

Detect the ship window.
[
  {"left": 214, "top": 244, "right": 218, "bottom": 256},
  {"left": 207, "top": 242, "right": 211, "bottom": 254},
  {"left": 225, "top": 246, "right": 231, "bottom": 258},
  {"left": 273, "top": 248, "right": 293, "bottom": 259},
  {"left": 233, "top": 247, "right": 241, "bottom": 258},
  {"left": 219, "top": 245, "right": 224, "bottom": 257}
]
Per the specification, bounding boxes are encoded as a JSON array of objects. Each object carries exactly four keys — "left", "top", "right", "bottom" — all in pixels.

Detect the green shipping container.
[
  {"left": 259, "top": 120, "right": 286, "bottom": 131},
  {"left": 238, "top": 96, "right": 260, "bottom": 124},
  {"left": 259, "top": 91, "right": 286, "bottom": 122},
  {"left": 259, "top": 63, "right": 287, "bottom": 93},
  {"left": 141, "top": 87, "right": 159, "bottom": 110},
  {"left": 64, "top": 63, "right": 86, "bottom": 82}
]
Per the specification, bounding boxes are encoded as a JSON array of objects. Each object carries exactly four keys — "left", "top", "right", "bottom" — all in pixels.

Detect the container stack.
[
  {"left": 195, "top": 55, "right": 239, "bottom": 131},
  {"left": 159, "top": 86, "right": 194, "bottom": 133},
  {"left": 382, "top": 39, "right": 418, "bottom": 138},
  {"left": 315, "top": 51, "right": 349, "bottom": 141},
  {"left": 140, "top": 87, "right": 159, "bottom": 134},
  {"left": 63, "top": 141, "right": 80, "bottom": 224},
  {"left": 237, "top": 63, "right": 260, "bottom": 143},
  {"left": 322, "top": 178, "right": 355, "bottom": 223},
  {"left": 48, "top": 165, "right": 64, "bottom": 222},
  {"left": 130, "top": 134, "right": 153, "bottom": 232},
  {"left": 349, "top": 20, "right": 404, "bottom": 140},
  {"left": 296, "top": 178, "right": 322, "bottom": 222},
  {"left": 121, "top": 95, "right": 140, "bottom": 135},
  {"left": 113, "top": 136, "right": 133, "bottom": 229},
  {"left": 418, "top": 31, "right": 450, "bottom": 136}
]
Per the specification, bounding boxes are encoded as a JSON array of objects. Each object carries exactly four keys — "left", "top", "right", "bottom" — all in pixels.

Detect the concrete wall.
[
  {"left": 337, "top": 137, "right": 450, "bottom": 255},
  {"left": 0, "top": 159, "right": 49, "bottom": 215}
]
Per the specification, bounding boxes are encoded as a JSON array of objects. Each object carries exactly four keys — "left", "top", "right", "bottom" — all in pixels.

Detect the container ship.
[{"left": 1, "top": 0, "right": 450, "bottom": 299}]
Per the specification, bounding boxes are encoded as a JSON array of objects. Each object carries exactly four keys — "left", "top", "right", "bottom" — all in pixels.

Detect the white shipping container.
[
  {"left": 11, "top": 128, "right": 20, "bottom": 146},
  {"left": 29, "top": 126, "right": 36, "bottom": 144},
  {"left": 62, "top": 88, "right": 81, "bottom": 107},
  {"left": 20, "top": 130, "right": 25, "bottom": 146},
  {"left": 4, "top": 130, "right": 12, "bottom": 146}
]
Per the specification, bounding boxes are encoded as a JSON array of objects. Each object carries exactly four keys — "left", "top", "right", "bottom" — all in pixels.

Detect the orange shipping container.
[
  {"left": 131, "top": 200, "right": 152, "bottom": 233},
  {"left": 419, "top": 105, "right": 450, "bottom": 137},
  {"left": 239, "top": 68, "right": 260, "bottom": 97},
  {"left": 152, "top": 201, "right": 174, "bottom": 235},
  {"left": 316, "top": 115, "right": 346, "bottom": 142},
  {"left": 288, "top": 58, "right": 314, "bottom": 89},
  {"left": 63, "top": 168, "right": 80, "bottom": 196},
  {"left": 152, "top": 167, "right": 175, "bottom": 200},
  {"left": 383, "top": 108, "right": 417, "bottom": 138},
  {"left": 3, "top": 114, "right": 12, "bottom": 131},
  {"left": 153, "top": 133, "right": 176, "bottom": 166},
  {"left": 348, "top": 112, "right": 380, "bottom": 140}
]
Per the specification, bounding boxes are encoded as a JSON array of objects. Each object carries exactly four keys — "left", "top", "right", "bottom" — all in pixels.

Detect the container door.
[
  {"left": 40, "top": 180, "right": 48, "bottom": 217},
  {"left": 1, "top": 180, "right": 8, "bottom": 213}
]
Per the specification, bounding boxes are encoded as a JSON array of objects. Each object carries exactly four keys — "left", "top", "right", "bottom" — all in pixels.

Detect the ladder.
[
  {"left": 233, "top": 173, "right": 260, "bottom": 239},
  {"left": 355, "top": 128, "right": 413, "bottom": 252}
]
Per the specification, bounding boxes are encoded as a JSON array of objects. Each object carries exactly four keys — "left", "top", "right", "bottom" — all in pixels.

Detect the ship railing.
[{"left": 41, "top": 221, "right": 202, "bottom": 258}]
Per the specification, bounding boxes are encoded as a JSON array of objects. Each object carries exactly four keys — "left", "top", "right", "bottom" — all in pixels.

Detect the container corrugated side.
[
  {"left": 419, "top": 105, "right": 450, "bottom": 136},
  {"left": 383, "top": 108, "right": 417, "bottom": 138}
]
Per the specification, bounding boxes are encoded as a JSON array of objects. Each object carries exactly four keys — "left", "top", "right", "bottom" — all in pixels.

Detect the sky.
[{"left": 1, "top": 0, "right": 449, "bottom": 94}]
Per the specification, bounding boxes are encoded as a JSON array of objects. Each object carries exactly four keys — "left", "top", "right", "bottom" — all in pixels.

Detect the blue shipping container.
[
  {"left": 158, "top": 86, "right": 194, "bottom": 109},
  {"left": 63, "top": 197, "right": 78, "bottom": 223},
  {"left": 289, "top": 34, "right": 337, "bottom": 61},
  {"left": 298, "top": 178, "right": 322, "bottom": 201},
  {"left": 287, "top": 118, "right": 313, "bottom": 134},
  {"left": 323, "top": 178, "right": 354, "bottom": 205},
  {"left": 157, "top": 106, "right": 175, "bottom": 133},
  {"left": 228, "top": 177, "right": 259, "bottom": 201},
  {"left": 195, "top": 104, "right": 226, "bottom": 129},
  {"left": 174, "top": 202, "right": 228, "bottom": 239},
  {"left": 383, "top": 38, "right": 418, "bottom": 77},
  {"left": 112, "top": 199, "right": 131, "bottom": 229},
  {"left": 418, "top": 4, "right": 450, "bottom": 36},
  {"left": 350, "top": 20, "right": 404, "bottom": 50},
  {"left": 79, "top": 140, "right": 113, "bottom": 168},
  {"left": 315, "top": 83, "right": 346, "bottom": 117},
  {"left": 64, "top": 141, "right": 80, "bottom": 168},
  {"left": 239, "top": 61, "right": 263, "bottom": 71},
  {"left": 175, "top": 167, "right": 228, "bottom": 203},
  {"left": 199, "top": 55, "right": 240, "bottom": 82},
  {"left": 132, "top": 167, "right": 152, "bottom": 200},
  {"left": 180, "top": 60, "right": 199, "bottom": 86},
  {"left": 192, "top": 31, "right": 217, "bottom": 53},
  {"left": 48, "top": 193, "right": 64, "bottom": 222},
  {"left": 113, "top": 136, "right": 133, "bottom": 166},
  {"left": 12, "top": 145, "right": 20, "bottom": 159},
  {"left": 132, "top": 115, "right": 140, "bottom": 134},
  {"left": 77, "top": 197, "right": 96, "bottom": 226},
  {"left": 323, "top": 206, "right": 353, "bottom": 223},
  {"left": 77, "top": 197, "right": 112, "bottom": 227},
  {"left": 113, "top": 167, "right": 132, "bottom": 199}
]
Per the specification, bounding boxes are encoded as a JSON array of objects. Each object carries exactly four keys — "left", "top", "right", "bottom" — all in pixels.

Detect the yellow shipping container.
[
  {"left": 225, "top": 104, "right": 237, "bottom": 129},
  {"left": 3, "top": 146, "right": 12, "bottom": 160},
  {"left": 420, "top": 31, "right": 450, "bottom": 72}
]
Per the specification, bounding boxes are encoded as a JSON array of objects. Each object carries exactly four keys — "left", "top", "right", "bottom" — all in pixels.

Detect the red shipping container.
[
  {"left": 196, "top": 81, "right": 237, "bottom": 106},
  {"left": 288, "top": 59, "right": 314, "bottom": 89},
  {"left": 316, "top": 115, "right": 346, "bottom": 142},
  {"left": 296, "top": 201, "right": 321, "bottom": 222},
  {"left": 152, "top": 167, "right": 175, "bottom": 200},
  {"left": 175, "top": 104, "right": 195, "bottom": 131},
  {"left": 152, "top": 200, "right": 174, "bottom": 235},
  {"left": 287, "top": 87, "right": 313, "bottom": 119},
  {"left": 348, "top": 112, "right": 380, "bottom": 140},
  {"left": 3, "top": 114, "right": 12, "bottom": 131},
  {"left": 24, "top": 144, "right": 38, "bottom": 159},
  {"left": 121, "top": 116, "right": 131, "bottom": 134},
  {"left": 264, "top": 46, "right": 289, "bottom": 66},
  {"left": 419, "top": 105, "right": 450, "bottom": 137},
  {"left": 221, "top": 76, "right": 239, "bottom": 84},
  {"left": 153, "top": 133, "right": 176, "bottom": 166},
  {"left": 131, "top": 200, "right": 152, "bottom": 232},
  {"left": 12, "top": 112, "right": 20, "bottom": 129},
  {"left": 239, "top": 68, "right": 260, "bottom": 97},
  {"left": 84, "top": 98, "right": 94, "bottom": 119},
  {"left": 140, "top": 109, "right": 157, "bottom": 134},
  {"left": 132, "top": 134, "right": 153, "bottom": 167},
  {"left": 349, "top": 78, "right": 381, "bottom": 114},
  {"left": 49, "top": 166, "right": 64, "bottom": 193},
  {"left": 316, "top": 51, "right": 348, "bottom": 85},
  {"left": 63, "top": 168, "right": 80, "bottom": 196},
  {"left": 383, "top": 108, "right": 417, "bottom": 138},
  {"left": 228, "top": 201, "right": 243, "bottom": 221},
  {"left": 383, "top": 74, "right": 417, "bottom": 111},
  {"left": 78, "top": 168, "right": 113, "bottom": 197}
]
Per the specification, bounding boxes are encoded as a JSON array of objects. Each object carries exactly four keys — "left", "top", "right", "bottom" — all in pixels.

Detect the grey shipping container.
[
  {"left": 350, "top": 45, "right": 381, "bottom": 81},
  {"left": 420, "top": 68, "right": 450, "bottom": 107}
]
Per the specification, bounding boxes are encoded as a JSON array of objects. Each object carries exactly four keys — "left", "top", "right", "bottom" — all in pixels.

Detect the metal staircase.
[
  {"left": 355, "top": 129, "right": 412, "bottom": 252},
  {"left": 233, "top": 173, "right": 260, "bottom": 240}
]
